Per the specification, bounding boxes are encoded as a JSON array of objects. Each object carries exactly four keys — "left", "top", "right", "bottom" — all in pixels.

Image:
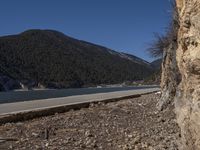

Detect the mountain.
[
  {"left": 150, "top": 59, "right": 162, "bottom": 70},
  {"left": 143, "top": 59, "right": 162, "bottom": 84},
  {"left": 0, "top": 29, "right": 154, "bottom": 90},
  {"left": 0, "top": 73, "right": 21, "bottom": 91}
]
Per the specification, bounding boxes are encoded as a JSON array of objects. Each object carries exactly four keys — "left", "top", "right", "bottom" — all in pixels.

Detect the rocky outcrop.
[
  {"left": 159, "top": 4, "right": 180, "bottom": 111},
  {"left": 161, "top": 0, "right": 200, "bottom": 149},
  {"left": 175, "top": 0, "right": 200, "bottom": 149},
  {"left": 159, "top": 42, "right": 179, "bottom": 111}
]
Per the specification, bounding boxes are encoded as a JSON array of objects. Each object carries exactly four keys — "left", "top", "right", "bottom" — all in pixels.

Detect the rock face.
[
  {"left": 159, "top": 4, "right": 180, "bottom": 111},
  {"left": 161, "top": 0, "right": 200, "bottom": 149},
  {"left": 176, "top": 0, "right": 200, "bottom": 149},
  {"left": 159, "top": 41, "right": 179, "bottom": 111}
]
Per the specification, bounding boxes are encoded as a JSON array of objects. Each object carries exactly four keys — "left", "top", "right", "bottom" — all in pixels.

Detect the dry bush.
[{"left": 147, "top": 1, "right": 179, "bottom": 59}]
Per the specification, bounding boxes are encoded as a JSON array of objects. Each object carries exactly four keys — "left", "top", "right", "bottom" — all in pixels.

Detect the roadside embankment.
[
  {"left": 0, "top": 88, "right": 159, "bottom": 125},
  {"left": 0, "top": 93, "right": 180, "bottom": 150}
]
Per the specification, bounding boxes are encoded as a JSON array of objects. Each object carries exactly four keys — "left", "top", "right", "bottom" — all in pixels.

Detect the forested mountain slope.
[{"left": 0, "top": 29, "right": 154, "bottom": 89}]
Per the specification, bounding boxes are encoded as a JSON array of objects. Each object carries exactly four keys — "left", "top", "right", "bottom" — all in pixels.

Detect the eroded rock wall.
[
  {"left": 159, "top": 5, "right": 180, "bottom": 111},
  {"left": 161, "top": 0, "right": 200, "bottom": 149},
  {"left": 175, "top": 0, "right": 200, "bottom": 149},
  {"left": 159, "top": 42, "right": 179, "bottom": 111}
]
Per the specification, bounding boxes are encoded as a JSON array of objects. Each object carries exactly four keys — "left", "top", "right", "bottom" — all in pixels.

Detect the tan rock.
[{"left": 162, "top": 0, "right": 200, "bottom": 149}]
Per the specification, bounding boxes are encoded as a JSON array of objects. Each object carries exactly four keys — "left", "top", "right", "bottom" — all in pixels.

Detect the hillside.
[
  {"left": 0, "top": 29, "right": 154, "bottom": 90},
  {"left": 150, "top": 59, "right": 162, "bottom": 70},
  {"left": 142, "top": 59, "right": 162, "bottom": 84}
]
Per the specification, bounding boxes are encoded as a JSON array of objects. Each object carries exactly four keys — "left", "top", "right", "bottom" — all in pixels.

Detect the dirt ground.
[{"left": 0, "top": 93, "right": 180, "bottom": 150}]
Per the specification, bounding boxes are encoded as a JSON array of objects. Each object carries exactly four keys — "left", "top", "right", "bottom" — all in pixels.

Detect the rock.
[
  {"left": 31, "top": 132, "right": 39, "bottom": 137},
  {"left": 9, "top": 145, "right": 13, "bottom": 149},
  {"left": 127, "top": 134, "right": 133, "bottom": 138},
  {"left": 176, "top": 1, "right": 200, "bottom": 148},
  {"left": 0, "top": 140, "right": 5, "bottom": 143},
  {"left": 85, "top": 130, "right": 93, "bottom": 137},
  {"left": 16, "top": 122, "right": 24, "bottom": 126},
  {"left": 162, "top": 0, "right": 200, "bottom": 149},
  {"left": 85, "top": 138, "right": 92, "bottom": 146},
  {"left": 132, "top": 136, "right": 141, "bottom": 145},
  {"left": 0, "top": 93, "right": 179, "bottom": 149},
  {"left": 45, "top": 142, "right": 49, "bottom": 147}
]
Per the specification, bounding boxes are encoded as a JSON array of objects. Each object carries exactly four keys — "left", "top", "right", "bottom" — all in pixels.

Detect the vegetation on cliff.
[{"left": 146, "top": 1, "right": 180, "bottom": 96}]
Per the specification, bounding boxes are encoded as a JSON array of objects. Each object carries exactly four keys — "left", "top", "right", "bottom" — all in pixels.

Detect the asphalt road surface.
[
  {"left": 0, "top": 86, "right": 159, "bottom": 104},
  {"left": 0, "top": 87, "right": 160, "bottom": 115}
]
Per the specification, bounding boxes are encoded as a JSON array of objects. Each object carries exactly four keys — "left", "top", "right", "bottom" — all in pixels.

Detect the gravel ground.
[{"left": 0, "top": 93, "right": 180, "bottom": 150}]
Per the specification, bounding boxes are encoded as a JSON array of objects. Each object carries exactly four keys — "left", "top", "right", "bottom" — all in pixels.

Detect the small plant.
[
  {"left": 147, "top": 1, "right": 179, "bottom": 59},
  {"left": 147, "top": 33, "right": 169, "bottom": 58}
]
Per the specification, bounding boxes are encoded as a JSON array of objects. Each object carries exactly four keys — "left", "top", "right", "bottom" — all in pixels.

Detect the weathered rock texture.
[
  {"left": 161, "top": 0, "right": 200, "bottom": 149},
  {"left": 176, "top": 0, "right": 200, "bottom": 149},
  {"left": 159, "top": 41, "right": 179, "bottom": 111},
  {"left": 159, "top": 4, "right": 180, "bottom": 111}
]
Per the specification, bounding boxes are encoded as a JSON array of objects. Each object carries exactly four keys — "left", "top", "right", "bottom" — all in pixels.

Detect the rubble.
[{"left": 0, "top": 93, "right": 180, "bottom": 149}]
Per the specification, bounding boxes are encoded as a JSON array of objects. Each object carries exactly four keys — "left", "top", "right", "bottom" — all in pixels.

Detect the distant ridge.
[
  {"left": 150, "top": 59, "right": 162, "bottom": 70},
  {"left": 0, "top": 29, "right": 155, "bottom": 90}
]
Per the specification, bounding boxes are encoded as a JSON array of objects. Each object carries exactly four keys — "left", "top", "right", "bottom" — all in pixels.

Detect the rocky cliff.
[
  {"left": 161, "top": 0, "right": 200, "bottom": 149},
  {"left": 159, "top": 2, "right": 180, "bottom": 111}
]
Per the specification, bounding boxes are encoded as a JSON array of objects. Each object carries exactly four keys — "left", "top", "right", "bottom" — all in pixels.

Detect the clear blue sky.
[{"left": 0, "top": 0, "right": 172, "bottom": 62}]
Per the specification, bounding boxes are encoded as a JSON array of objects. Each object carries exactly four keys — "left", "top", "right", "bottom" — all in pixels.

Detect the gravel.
[{"left": 0, "top": 93, "right": 180, "bottom": 150}]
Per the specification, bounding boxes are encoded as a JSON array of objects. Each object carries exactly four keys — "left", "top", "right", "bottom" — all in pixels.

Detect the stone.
[
  {"left": 127, "top": 134, "right": 133, "bottom": 138},
  {"left": 31, "top": 132, "right": 39, "bottom": 137},
  {"left": 161, "top": 0, "right": 200, "bottom": 149},
  {"left": 85, "top": 130, "right": 93, "bottom": 137}
]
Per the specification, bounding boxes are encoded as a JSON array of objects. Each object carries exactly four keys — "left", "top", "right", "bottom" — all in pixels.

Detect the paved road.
[
  {"left": 0, "top": 87, "right": 159, "bottom": 115},
  {"left": 0, "top": 86, "right": 159, "bottom": 104}
]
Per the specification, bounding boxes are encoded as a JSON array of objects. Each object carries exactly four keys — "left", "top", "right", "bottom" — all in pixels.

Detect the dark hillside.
[
  {"left": 150, "top": 59, "right": 162, "bottom": 70},
  {"left": 0, "top": 29, "right": 154, "bottom": 89}
]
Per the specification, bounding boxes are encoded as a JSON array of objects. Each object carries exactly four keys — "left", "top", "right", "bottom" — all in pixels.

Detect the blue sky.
[{"left": 0, "top": 0, "right": 172, "bottom": 62}]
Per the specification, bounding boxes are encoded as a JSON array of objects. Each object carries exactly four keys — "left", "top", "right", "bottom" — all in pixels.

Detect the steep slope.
[
  {"left": 0, "top": 29, "right": 154, "bottom": 89},
  {"left": 161, "top": 1, "right": 200, "bottom": 149}
]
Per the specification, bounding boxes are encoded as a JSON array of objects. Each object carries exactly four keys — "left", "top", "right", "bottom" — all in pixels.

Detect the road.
[
  {"left": 0, "top": 85, "right": 159, "bottom": 104},
  {"left": 0, "top": 87, "right": 159, "bottom": 115}
]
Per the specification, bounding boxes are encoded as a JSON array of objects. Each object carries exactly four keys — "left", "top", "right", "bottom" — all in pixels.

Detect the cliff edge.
[{"left": 161, "top": 0, "right": 200, "bottom": 149}]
